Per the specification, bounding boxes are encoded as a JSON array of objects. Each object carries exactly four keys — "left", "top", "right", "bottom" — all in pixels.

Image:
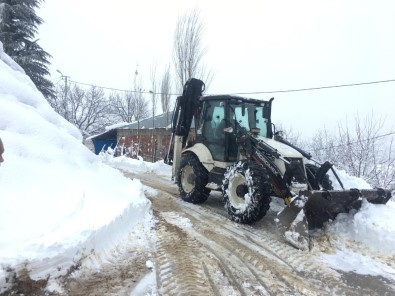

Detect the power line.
[
  {"left": 226, "top": 79, "right": 395, "bottom": 95},
  {"left": 312, "top": 131, "right": 395, "bottom": 152},
  {"left": 69, "top": 80, "right": 180, "bottom": 96},
  {"left": 67, "top": 78, "right": 395, "bottom": 96}
]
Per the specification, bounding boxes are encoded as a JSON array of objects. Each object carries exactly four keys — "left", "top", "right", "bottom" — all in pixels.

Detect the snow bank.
[
  {"left": 329, "top": 167, "right": 372, "bottom": 190},
  {"left": 100, "top": 153, "right": 172, "bottom": 177},
  {"left": 321, "top": 247, "right": 395, "bottom": 281},
  {"left": 320, "top": 168, "right": 395, "bottom": 278},
  {"left": 0, "top": 42, "right": 153, "bottom": 290},
  {"left": 328, "top": 199, "right": 395, "bottom": 253}
]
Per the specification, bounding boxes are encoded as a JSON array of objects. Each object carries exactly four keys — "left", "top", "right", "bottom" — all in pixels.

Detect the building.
[{"left": 89, "top": 112, "right": 174, "bottom": 162}]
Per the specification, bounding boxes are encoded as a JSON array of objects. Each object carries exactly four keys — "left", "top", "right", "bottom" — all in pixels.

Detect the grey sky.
[{"left": 37, "top": 0, "right": 395, "bottom": 136}]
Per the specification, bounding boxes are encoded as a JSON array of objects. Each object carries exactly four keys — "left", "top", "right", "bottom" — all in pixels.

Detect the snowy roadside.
[
  {"left": 0, "top": 44, "right": 158, "bottom": 295},
  {"left": 0, "top": 160, "right": 157, "bottom": 295}
]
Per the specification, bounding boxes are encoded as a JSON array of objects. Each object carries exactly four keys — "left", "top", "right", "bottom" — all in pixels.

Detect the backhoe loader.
[{"left": 164, "top": 78, "right": 392, "bottom": 250}]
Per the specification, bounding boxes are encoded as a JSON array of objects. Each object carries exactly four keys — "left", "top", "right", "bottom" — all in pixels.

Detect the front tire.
[
  {"left": 177, "top": 153, "right": 210, "bottom": 204},
  {"left": 222, "top": 161, "right": 272, "bottom": 224}
]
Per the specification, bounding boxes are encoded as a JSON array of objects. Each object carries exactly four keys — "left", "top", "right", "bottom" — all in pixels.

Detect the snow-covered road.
[{"left": 123, "top": 169, "right": 395, "bottom": 296}]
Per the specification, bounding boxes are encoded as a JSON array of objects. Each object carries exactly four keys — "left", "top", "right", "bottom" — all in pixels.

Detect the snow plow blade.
[
  {"left": 276, "top": 188, "right": 392, "bottom": 250},
  {"left": 302, "top": 188, "right": 392, "bottom": 229}
]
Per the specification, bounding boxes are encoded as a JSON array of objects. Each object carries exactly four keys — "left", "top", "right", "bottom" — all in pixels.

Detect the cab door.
[{"left": 197, "top": 100, "right": 226, "bottom": 161}]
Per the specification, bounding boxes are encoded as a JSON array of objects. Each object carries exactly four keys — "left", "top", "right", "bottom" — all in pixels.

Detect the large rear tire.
[
  {"left": 177, "top": 153, "right": 210, "bottom": 204},
  {"left": 222, "top": 161, "right": 272, "bottom": 224},
  {"left": 305, "top": 164, "right": 333, "bottom": 190}
]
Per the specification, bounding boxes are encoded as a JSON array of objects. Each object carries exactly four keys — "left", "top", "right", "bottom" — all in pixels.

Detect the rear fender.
[{"left": 183, "top": 144, "right": 215, "bottom": 172}]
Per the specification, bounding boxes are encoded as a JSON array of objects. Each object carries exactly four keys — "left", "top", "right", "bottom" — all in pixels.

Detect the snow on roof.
[
  {"left": 105, "top": 121, "right": 130, "bottom": 131},
  {"left": 121, "top": 111, "right": 174, "bottom": 130},
  {"left": 87, "top": 122, "right": 130, "bottom": 140}
]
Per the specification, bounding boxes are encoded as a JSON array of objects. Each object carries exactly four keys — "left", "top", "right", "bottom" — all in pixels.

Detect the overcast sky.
[{"left": 37, "top": 0, "right": 395, "bottom": 137}]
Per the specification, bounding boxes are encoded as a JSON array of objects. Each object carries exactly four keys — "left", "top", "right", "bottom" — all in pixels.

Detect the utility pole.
[
  {"left": 134, "top": 67, "right": 140, "bottom": 158},
  {"left": 56, "top": 69, "right": 70, "bottom": 120},
  {"left": 149, "top": 63, "right": 157, "bottom": 162},
  {"left": 149, "top": 90, "right": 155, "bottom": 162},
  {"left": 56, "top": 69, "right": 69, "bottom": 99}
]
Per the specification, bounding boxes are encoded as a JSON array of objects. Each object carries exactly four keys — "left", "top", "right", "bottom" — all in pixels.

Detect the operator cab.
[{"left": 195, "top": 96, "right": 273, "bottom": 162}]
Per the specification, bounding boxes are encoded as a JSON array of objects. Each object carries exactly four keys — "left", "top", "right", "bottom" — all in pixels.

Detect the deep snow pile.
[
  {"left": 99, "top": 147, "right": 172, "bottom": 178},
  {"left": 0, "top": 43, "right": 153, "bottom": 293},
  {"left": 328, "top": 200, "right": 395, "bottom": 255},
  {"left": 320, "top": 198, "right": 395, "bottom": 280},
  {"left": 314, "top": 168, "right": 395, "bottom": 278}
]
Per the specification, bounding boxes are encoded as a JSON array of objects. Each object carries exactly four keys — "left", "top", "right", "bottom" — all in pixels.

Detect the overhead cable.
[
  {"left": 312, "top": 131, "right": 395, "bottom": 152},
  {"left": 66, "top": 78, "right": 395, "bottom": 96},
  {"left": 68, "top": 80, "right": 179, "bottom": 95},
  {"left": 226, "top": 79, "right": 395, "bottom": 95}
]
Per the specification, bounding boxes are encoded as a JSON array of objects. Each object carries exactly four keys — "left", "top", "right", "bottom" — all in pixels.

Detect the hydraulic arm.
[{"left": 164, "top": 78, "right": 205, "bottom": 178}]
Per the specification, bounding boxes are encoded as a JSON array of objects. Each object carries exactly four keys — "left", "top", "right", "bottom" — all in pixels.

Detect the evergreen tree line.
[{"left": 0, "top": 0, "right": 54, "bottom": 98}]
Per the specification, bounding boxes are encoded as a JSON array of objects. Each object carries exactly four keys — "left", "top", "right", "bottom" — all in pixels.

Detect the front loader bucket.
[
  {"left": 276, "top": 188, "right": 392, "bottom": 250},
  {"left": 303, "top": 188, "right": 392, "bottom": 229}
]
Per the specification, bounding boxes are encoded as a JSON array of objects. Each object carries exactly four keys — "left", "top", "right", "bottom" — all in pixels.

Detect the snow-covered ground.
[
  {"left": 0, "top": 43, "right": 160, "bottom": 294},
  {"left": 1, "top": 42, "right": 395, "bottom": 294}
]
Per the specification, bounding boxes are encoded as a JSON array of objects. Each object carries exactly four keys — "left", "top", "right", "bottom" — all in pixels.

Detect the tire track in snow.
[
  {"left": 179, "top": 199, "right": 359, "bottom": 295},
  {"left": 130, "top": 170, "right": 395, "bottom": 295},
  {"left": 153, "top": 209, "right": 212, "bottom": 295}
]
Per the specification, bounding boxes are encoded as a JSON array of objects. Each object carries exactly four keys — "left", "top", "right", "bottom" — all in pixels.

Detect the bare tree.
[
  {"left": 372, "top": 137, "right": 395, "bottom": 189},
  {"left": 160, "top": 65, "right": 172, "bottom": 126},
  {"left": 74, "top": 85, "right": 111, "bottom": 136},
  {"left": 336, "top": 113, "right": 384, "bottom": 179},
  {"left": 308, "top": 128, "right": 338, "bottom": 165},
  {"left": 308, "top": 113, "right": 395, "bottom": 189},
  {"left": 109, "top": 92, "right": 135, "bottom": 122},
  {"left": 47, "top": 80, "right": 71, "bottom": 122},
  {"left": 132, "top": 70, "right": 149, "bottom": 123},
  {"left": 51, "top": 82, "right": 112, "bottom": 137},
  {"left": 274, "top": 122, "right": 304, "bottom": 148},
  {"left": 173, "top": 8, "right": 213, "bottom": 92}
]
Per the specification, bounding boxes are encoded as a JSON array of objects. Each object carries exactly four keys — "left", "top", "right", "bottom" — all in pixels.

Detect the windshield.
[{"left": 231, "top": 103, "right": 269, "bottom": 137}]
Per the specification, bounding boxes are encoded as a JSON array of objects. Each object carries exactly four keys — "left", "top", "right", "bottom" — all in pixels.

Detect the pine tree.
[{"left": 0, "top": 0, "right": 55, "bottom": 98}]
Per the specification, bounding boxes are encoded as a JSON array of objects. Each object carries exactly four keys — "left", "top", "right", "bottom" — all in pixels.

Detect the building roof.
[
  {"left": 87, "top": 128, "right": 118, "bottom": 141},
  {"left": 88, "top": 109, "right": 199, "bottom": 140},
  {"left": 121, "top": 111, "right": 174, "bottom": 130}
]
